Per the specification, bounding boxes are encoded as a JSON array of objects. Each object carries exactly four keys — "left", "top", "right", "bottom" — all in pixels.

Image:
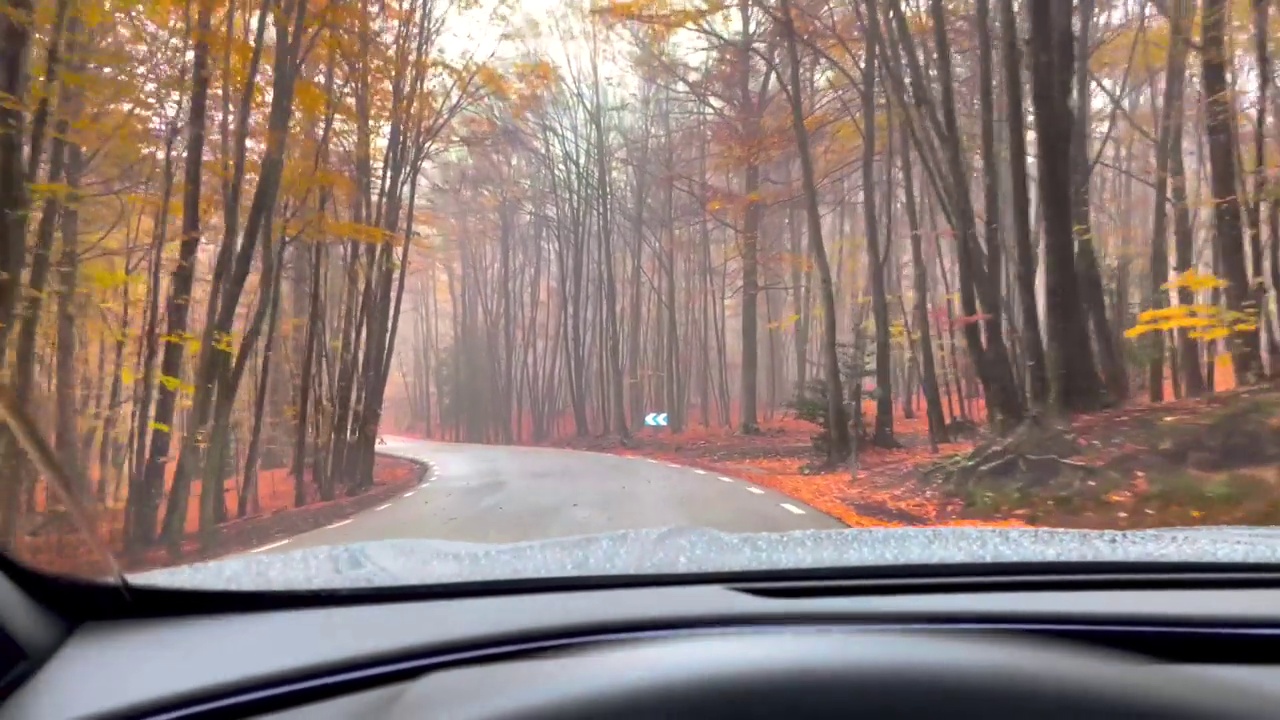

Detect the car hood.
[{"left": 128, "top": 526, "right": 1280, "bottom": 591}]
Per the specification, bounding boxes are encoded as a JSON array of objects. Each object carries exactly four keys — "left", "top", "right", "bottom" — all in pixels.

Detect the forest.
[
  {"left": 0, "top": 0, "right": 1278, "bottom": 568},
  {"left": 401, "top": 0, "right": 1273, "bottom": 455}
]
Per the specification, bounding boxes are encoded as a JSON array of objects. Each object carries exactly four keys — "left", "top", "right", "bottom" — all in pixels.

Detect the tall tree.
[
  {"left": 136, "top": 0, "right": 215, "bottom": 548},
  {"left": 900, "top": 105, "right": 947, "bottom": 446},
  {"left": 1165, "top": 0, "right": 1205, "bottom": 396},
  {"left": 1251, "top": 0, "right": 1278, "bottom": 371},
  {"left": 778, "top": 0, "right": 849, "bottom": 463},
  {"left": 862, "top": 36, "right": 894, "bottom": 447},
  {"left": 1071, "top": 0, "right": 1128, "bottom": 402},
  {"left": 1202, "top": 0, "right": 1262, "bottom": 383},
  {"left": 997, "top": 0, "right": 1047, "bottom": 408},
  {"left": 1028, "top": 0, "right": 1105, "bottom": 412},
  {"left": 737, "top": 0, "right": 763, "bottom": 434}
]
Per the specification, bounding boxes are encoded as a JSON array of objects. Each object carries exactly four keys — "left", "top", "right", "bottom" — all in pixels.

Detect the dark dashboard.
[{"left": 8, "top": 571, "right": 1280, "bottom": 718}]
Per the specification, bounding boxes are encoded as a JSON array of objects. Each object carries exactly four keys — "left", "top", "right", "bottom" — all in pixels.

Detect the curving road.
[{"left": 256, "top": 436, "right": 844, "bottom": 554}]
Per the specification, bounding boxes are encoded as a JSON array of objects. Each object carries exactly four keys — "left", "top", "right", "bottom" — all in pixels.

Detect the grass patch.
[
  {"left": 1139, "top": 468, "right": 1280, "bottom": 525},
  {"left": 921, "top": 388, "right": 1280, "bottom": 529}
]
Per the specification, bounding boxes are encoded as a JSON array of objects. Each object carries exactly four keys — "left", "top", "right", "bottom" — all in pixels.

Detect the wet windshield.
[{"left": 1, "top": 0, "right": 1279, "bottom": 589}]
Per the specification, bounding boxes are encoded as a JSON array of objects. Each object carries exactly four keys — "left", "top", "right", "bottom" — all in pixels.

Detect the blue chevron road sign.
[{"left": 644, "top": 412, "right": 669, "bottom": 427}]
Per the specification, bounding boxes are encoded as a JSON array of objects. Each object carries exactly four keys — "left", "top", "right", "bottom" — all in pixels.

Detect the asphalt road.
[{"left": 256, "top": 436, "right": 845, "bottom": 554}]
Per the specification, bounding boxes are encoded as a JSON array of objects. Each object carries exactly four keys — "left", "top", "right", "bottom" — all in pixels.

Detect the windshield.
[{"left": 1, "top": 0, "right": 1278, "bottom": 591}]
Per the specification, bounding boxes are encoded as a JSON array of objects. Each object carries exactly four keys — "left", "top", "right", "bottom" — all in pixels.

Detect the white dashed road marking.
[
  {"left": 375, "top": 503, "right": 392, "bottom": 511},
  {"left": 628, "top": 457, "right": 807, "bottom": 514},
  {"left": 250, "top": 539, "right": 289, "bottom": 553},
  {"left": 326, "top": 519, "right": 353, "bottom": 529},
  {"left": 403, "top": 490, "right": 416, "bottom": 498}
]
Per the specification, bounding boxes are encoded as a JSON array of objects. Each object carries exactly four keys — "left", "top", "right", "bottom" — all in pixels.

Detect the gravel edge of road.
[
  {"left": 121, "top": 455, "right": 434, "bottom": 572},
  {"left": 232, "top": 454, "right": 437, "bottom": 557}
]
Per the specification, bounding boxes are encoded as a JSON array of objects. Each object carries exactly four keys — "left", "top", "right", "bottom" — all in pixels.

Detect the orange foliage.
[
  {"left": 1151, "top": 352, "right": 1237, "bottom": 401},
  {"left": 599, "top": 393, "right": 1013, "bottom": 529},
  {"left": 386, "top": 385, "right": 1004, "bottom": 529},
  {"left": 388, "top": 365, "right": 1251, "bottom": 534},
  {"left": 15, "top": 456, "right": 424, "bottom": 578}
]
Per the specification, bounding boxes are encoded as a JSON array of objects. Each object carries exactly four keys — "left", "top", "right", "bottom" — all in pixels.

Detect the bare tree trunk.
[
  {"left": 1149, "top": 1, "right": 1178, "bottom": 401},
  {"left": 1202, "top": 0, "right": 1263, "bottom": 383},
  {"left": 862, "top": 42, "right": 894, "bottom": 447},
  {"left": 901, "top": 114, "right": 948, "bottom": 446},
  {"left": 590, "top": 43, "right": 629, "bottom": 439},
  {"left": 778, "top": 0, "right": 849, "bottom": 462},
  {"left": 997, "top": 0, "right": 1047, "bottom": 408},
  {"left": 1028, "top": 0, "right": 1105, "bottom": 412},
  {"left": 0, "top": 0, "right": 33, "bottom": 365},
  {"left": 1250, "top": 0, "right": 1279, "bottom": 372},
  {"left": 14, "top": 82, "right": 74, "bottom": 506},
  {"left": 920, "top": 0, "right": 1025, "bottom": 426},
  {"left": 1072, "top": 0, "right": 1127, "bottom": 402},
  {"left": 147, "top": 0, "right": 215, "bottom": 551},
  {"left": 293, "top": 241, "right": 322, "bottom": 507},
  {"left": 738, "top": 0, "right": 761, "bottom": 434},
  {"left": 1166, "top": 0, "right": 1205, "bottom": 396},
  {"left": 0, "top": 0, "right": 34, "bottom": 545},
  {"left": 55, "top": 142, "right": 86, "bottom": 499},
  {"left": 101, "top": 244, "right": 133, "bottom": 505},
  {"left": 1265, "top": 1, "right": 1280, "bottom": 374},
  {"left": 124, "top": 124, "right": 177, "bottom": 551},
  {"left": 240, "top": 246, "right": 285, "bottom": 518},
  {"left": 161, "top": 0, "right": 306, "bottom": 545}
]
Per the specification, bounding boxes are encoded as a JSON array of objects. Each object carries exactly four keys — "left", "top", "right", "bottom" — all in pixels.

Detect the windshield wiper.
[{"left": 0, "top": 386, "right": 127, "bottom": 590}]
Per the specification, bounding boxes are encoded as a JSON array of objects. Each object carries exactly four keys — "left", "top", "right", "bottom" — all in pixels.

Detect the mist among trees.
[{"left": 0, "top": 0, "right": 1277, "bottom": 559}]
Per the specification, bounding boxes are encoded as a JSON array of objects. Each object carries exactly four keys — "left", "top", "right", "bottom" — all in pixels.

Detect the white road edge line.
[
  {"left": 375, "top": 503, "right": 392, "bottom": 511},
  {"left": 780, "top": 503, "right": 806, "bottom": 515},
  {"left": 693, "top": 469, "right": 708, "bottom": 475},
  {"left": 718, "top": 476, "right": 734, "bottom": 483},
  {"left": 250, "top": 539, "right": 290, "bottom": 553},
  {"left": 403, "top": 490, "right": 416, "bottom": 498},
  {"left": 326, "top": 519, "right": 353, "bottom": 529},
  {"left": 745, "top": 487, "right": 765, "bottom": 495}
]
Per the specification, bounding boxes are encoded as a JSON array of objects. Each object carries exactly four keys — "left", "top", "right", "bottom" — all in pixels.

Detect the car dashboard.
[{"left": 8, "top": 572, "right": 1280, "bottom": 718}]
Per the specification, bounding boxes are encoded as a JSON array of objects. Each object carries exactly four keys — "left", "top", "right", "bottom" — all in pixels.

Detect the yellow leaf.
[
  {"left": 29, "top": 182, "right": 73, "bottom": 202},
  {"left": 329, "top": 220, "right": 394, "bottom": 245},
  {"left": 1188, "top": 327, "right": 1231, "bottom": 341}
]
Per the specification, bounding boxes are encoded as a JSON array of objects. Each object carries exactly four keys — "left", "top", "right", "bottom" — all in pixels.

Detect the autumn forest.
[{"left": 1, "top": 0, "right": 1279, "bottom": 570}]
